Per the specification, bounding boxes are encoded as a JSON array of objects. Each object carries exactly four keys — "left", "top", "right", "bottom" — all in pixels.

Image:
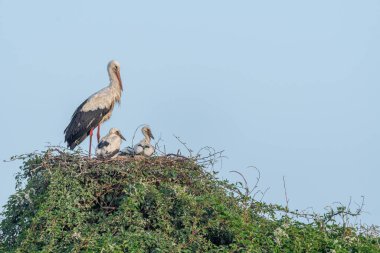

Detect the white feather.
[
  {"left": 82, "top": 87, "right": 120, "bottom": 112},
  {"left": 132, "top": 126, "right": 155, "bottom": 157},
  {"left": 119, "top": 146, "right": 135, "bottom": 156},
  {"left": 96, "top": 128, "right": 124, "bottom": 158},
  {"left": 143, "top": 146, "right": 155, "bottom": 156}
]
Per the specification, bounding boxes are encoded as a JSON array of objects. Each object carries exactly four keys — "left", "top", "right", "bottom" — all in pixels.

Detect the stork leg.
[
  {"left": 97, "top": 124, "right": 101, "bottom": 144},
  {"left": 89, "top": 128, "right": 94, "bottom": 158}
]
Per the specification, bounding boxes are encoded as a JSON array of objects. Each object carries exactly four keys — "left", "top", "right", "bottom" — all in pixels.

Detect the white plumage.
[
  {"left": 64, "top": 60, "right": 123, "bottom": 157},
  {"left": 121, "top": 126, "right": 155, "bottom": 157},
  {"left": 96, "top": 128, "right": 126, "bottom": 159}
]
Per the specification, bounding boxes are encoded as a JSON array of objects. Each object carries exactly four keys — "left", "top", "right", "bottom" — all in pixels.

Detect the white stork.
[
  {"left": 96, "top": 128, "right": 126, "bottom": 159},
  {"left": 121, "top": 126, "right": 155, "bottom": 157},
  {"left": 64, "top": 60, "right": 123, "bottom": 156}
]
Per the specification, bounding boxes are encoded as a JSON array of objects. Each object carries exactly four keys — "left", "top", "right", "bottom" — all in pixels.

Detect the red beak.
[{"left": 116, "top": 70, "right": 123, "bottom": 91}]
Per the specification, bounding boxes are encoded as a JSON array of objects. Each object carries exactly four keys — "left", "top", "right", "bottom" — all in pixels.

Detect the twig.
[{"left": 283, "top": 176, "right": 289, "bottom": 211}]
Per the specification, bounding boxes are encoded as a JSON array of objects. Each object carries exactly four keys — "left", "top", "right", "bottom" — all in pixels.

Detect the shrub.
[{"left": 0, "top": 149, "right": 379, "bottom": 252}]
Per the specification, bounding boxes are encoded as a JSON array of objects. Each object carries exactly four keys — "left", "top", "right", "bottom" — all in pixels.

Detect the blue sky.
[{"left": 0, "top": 1, "right": 379, "bottom": 225}]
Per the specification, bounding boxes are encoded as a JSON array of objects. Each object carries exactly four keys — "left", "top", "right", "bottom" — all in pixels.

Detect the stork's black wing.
[
  {"left": 101, "top": 149, "right": 120, "bottom": 159},
  {"left": 64, "top": 100, "right": 111, "bottom": 150},
  {"left": 97, "top": 140, "right": 110, "bottom": 149}
]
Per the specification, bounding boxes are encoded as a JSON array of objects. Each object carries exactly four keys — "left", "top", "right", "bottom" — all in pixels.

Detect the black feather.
[
  {"left": 64, "top": 101, "right": 111, "bottom": 150},
  {"left": 97, "top": 140, "right": 110, "bottom": 149},
  {"left": 98, "top": 149, "right": 120, "bottom": 159},
  {"left": 107, "top": 149, "right": 120, "bottom": 158},
  {"left": 138, "top": 144, "right": 150, "bottom": 149}
]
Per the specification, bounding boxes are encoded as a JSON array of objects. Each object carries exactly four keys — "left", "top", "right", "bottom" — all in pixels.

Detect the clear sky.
[{"left": 0, "top": 1, "right": 379, "bottom": 225}]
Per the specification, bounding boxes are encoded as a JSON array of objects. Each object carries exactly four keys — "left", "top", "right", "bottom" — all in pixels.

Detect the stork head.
[
  {"left": 108, "top": 60, "right": 123, "bottom": 91},
  {"left": 109, "top": 127, "right": 126, "bottom": 141},
  {"left": 142, "top": 125, "right": 154, "bottom": 140}
]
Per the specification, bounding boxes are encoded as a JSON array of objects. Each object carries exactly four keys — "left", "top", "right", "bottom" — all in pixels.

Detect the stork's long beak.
[
  {"left": 119, "top": 133, "right": 126, "bottom": 141},
  {"left": 116, "top": 70, "right": 123, "bottom": 91},
  {"left": 117, "top": 131, "right": 126, "bottom": 141},
  {"left": 147, "top": 129, "right": 154, "bottom": 140}
]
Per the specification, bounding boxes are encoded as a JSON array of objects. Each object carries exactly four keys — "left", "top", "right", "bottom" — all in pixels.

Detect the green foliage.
[{"left": 1, "top": 149, "right": 379, "bottom": 252}]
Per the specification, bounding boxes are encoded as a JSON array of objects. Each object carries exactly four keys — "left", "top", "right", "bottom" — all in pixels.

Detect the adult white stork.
[
  {"left": 96, "top": 128, "right": 126, "bottom": 159},
  {"left": 64, "top": 60, "right": 123, "bottom": 156}
]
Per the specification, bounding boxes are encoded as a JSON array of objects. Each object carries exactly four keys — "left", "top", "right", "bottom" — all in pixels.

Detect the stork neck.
[
  {"left": 107, "top": 75, "right": 122, "bottom": 104},
  {"left": 109, "top": 73, "right": 120, "bottom": 88},
  {"left": 144, "top": 134, "right": 151, "bottom": 144},
  {"left": 108, "top": 72, "right": 122, "bottom": 93}
]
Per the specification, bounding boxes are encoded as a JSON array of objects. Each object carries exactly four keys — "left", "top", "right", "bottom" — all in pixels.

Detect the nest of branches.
[{"left": 1, "top": 147, "right": 379, "bottom": 253}]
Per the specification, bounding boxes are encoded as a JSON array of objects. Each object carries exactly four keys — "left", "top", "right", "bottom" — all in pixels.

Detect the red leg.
[
  {"left": 97, "top": 124, "right": 101, "bottom": 144},
  {"left": 89, "top": 128, "right": 94, "bottom": 158}
]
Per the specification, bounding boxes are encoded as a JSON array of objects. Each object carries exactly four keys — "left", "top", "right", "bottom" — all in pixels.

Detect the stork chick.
[
  {"left": 64, "top": 60, "right": 123, "bottom": 157},
  {"left": 134, "top": 126, "right": 155, "bottom": 157},
  {"left": 96, "top": 128, "right": 126, "bottom": 159},
  {"left": 120, "top": 126, "right": 155, "bottom": 157}
]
